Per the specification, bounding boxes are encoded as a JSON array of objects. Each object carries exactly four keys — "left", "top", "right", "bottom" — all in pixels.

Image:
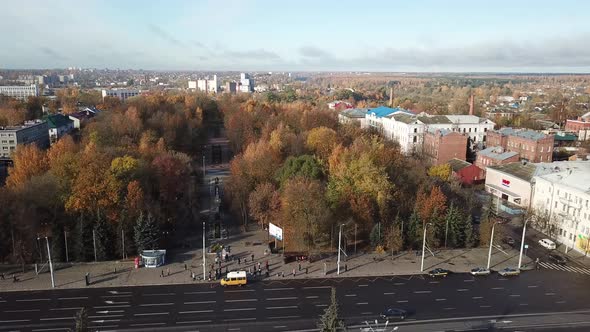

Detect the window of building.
[
  {"left": 469, "top": 128, "right": 472, "bottom": 133},
  {"left": 474, "top": 128, "right": 477, "bottom": 132},
  {"left": 414, "top": 128, "right": 417, "bottom": 133},
  {"left": 413, "top": 136, "right": 417, "bottom": 143}
]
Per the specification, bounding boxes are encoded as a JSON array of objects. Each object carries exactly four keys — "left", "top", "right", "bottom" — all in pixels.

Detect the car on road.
[
  {"left": 220, "top": 270, "right": 247, "bottom": 286},
  {"left": 548, "top": 253, "right": 567, "bottom": 265},
  {"left": 428, "top": 268, "right": 450, "bottom": 277},
  {"left": 470, "top": 267, "right": 491, "bottom": 276},
  {"left": 498, "top": 267, "right": 520, "bottom": 276},
  {"left": 539, "top": 238, "right": 556, "bottom": 250},
  {"left": 380, "top": 308, "right": 407, "bottom": 320}
]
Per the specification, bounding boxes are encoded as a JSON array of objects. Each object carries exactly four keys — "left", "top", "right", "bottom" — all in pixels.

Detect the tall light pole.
[
  {"left": 518, "top": 218, "right": 530, "bottom": 270},
  {"left": 337, "top": 224, "right": 344, "bottom": 275},
  {"left": 420, "top": 223, "right": 433, "bottom": 272},
  {"left": 38, "top": 236, "right": 55, "bottom": 288},
  {"left": 444, "top": 216, "right": 450, "bottom": 248},
  {"left": 64, "top": 230, "right": 69, "bottom": 263},
  {"left": 487, "top": 221, "right": 498, "bottom": 270},
  {"left": 92, "top": 229, "right": 97, "bottom": 262},
  {"left": 202, "top": 221, "right": 206, "bottom": 280}
]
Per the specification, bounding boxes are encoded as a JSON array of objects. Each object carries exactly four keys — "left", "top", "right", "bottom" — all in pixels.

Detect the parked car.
[
  {"left": 380, "top": 308, "right": 407, "bottom": 320},
  {"left": 548, "top": 253, "right": 567, "bottom": 265},
  {"left": 503, "top": 237, "right": 516, "bottom": 246},
  {"left": 428, "top": 268, "right": 450, "bottom": 277},
  {"left": 539, "top": 238, "right": 556, "bottom": 250},
  {"left": 498, "top": 267, "right": 520, "bottom": 276},
  {"left": 470, "top": 267, "right": 491, "bottom": 276}
]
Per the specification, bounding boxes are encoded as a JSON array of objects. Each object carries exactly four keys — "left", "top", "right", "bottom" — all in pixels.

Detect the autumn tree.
[
  {"left": 427, "top": 163, "right": 452, "bottom": 181},
  {"left": 6, "top": 144, "right": 49, "bottom": 189},
  {"left": 248, "top": 182, "right": 280, "bottom": 229},
  {"left": 306, "top": 126, "right": 338, "bottom": 160}
]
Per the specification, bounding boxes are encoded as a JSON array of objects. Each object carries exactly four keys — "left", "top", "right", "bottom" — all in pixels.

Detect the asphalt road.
[{"left": 1, "top": 268, "right": 590, "bottom": 331}]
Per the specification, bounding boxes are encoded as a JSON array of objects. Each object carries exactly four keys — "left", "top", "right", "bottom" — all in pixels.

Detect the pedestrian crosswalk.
[{"left": 538, "top": 261, "right": 590, "bottom": 275}]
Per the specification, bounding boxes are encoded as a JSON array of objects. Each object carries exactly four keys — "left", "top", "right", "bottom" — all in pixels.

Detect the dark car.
[
  {"left": 503, "top": 237, "right": 516, "bottom": 246},
  {"left": 548, "top": 253, "right": 567, "bottom": 265},
  {"left": 380, "top": 308, "right": 407, "bottom": 320},
  {"left": 428, "top": 268, "right": 450, "bottom": 277}
]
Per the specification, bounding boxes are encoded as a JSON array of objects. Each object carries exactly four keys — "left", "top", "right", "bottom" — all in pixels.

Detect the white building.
[
  {"left": 485, "top": 162, "right": 540, "bottom": 208},
  {"left": 239, "top": 73, "right": 254, "bottom": 93},
  {"left": 338, "top": 108, "right": 369, "bottom": 128},
  {"left": 0, "top": 85, "right": 39, "bottom": 100},
  {"left": 101, "top": 89, "right": 140, "bottom": 101},
  {"left": 530, "top": 161, "right": 590, "bottom": 253},
  {"left": 190, "top": 75, "right": 219, "bottom": 93}
]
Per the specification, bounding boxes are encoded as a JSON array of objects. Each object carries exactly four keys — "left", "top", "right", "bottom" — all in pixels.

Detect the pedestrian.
[
  {"left": 265, "top": 271, "right": 269, "bottom": 278},
  {"left": 345, "top": 264, "right": 348, "bottom": 272},
  {"left": 184, "top": 264, "right": 187, "bottom": 271},
  {"left": 13, "top": 275, "right": 18, "bottom": 283},
  {"left": 215, "top": 256, "right": 218, "bottom": 264},
  {"left": 298, "top": 263, "right": 301, "bottom": 271},
  {"left": 167, "top": 268, "right": 170, "bottom": 276},
  {"left": 192, "top": 272, "right": 196, "bottom": 281},
  {"left": 535, "top": 258, "right": 540, "bottom": 270},
  {"left": 211, "top": 263, "right": 214, "bottom": 270},
  {"left": 265, "top": 260, "right": 269, "bottom": 270},
  {"left": 248, "top": 267, "right": 252, "bottom": 274},
  {"left": 293, "top": 268, "right": 296, "bottom": 276},
  {"left": 161, "top": 269, "right": 164, "bottom": 278},
  {"left": 1, "top": 273, "right": 4, "bottom": 280},
  {"left": 208, "top": 271, "right": 212, "bottom": 280},
  {"left": 257, "top": 262, "right": 261, "bottom": 270},
  {"left": 251, "top": 254, "right": 254, "bottom": 262},
  {"left": 306, "top": 267, "right": 308, "bottom": 274},
  {"left": 238, "top": 257, "right": 241, "bottom": 265}
]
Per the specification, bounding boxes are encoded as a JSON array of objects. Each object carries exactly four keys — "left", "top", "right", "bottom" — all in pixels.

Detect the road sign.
[{"left": 524, "top": 244, "right": 529, "bottom": 249}]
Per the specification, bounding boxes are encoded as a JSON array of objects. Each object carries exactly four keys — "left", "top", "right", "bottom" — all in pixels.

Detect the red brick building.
[
  {"left": 475, "top": 146, "right": 520, "bottom": 169},
  {"left": 486, "top": 127, "right": 554, "bottom": 163},
  {"left": 564, "top": 111, "right": 590, "bottom": 132},
  {"left": 448, "top": 158, "right": 485, "bottom": 185},
  {"left": 423, "top": 129, "right": 467, "bottom": 165}
]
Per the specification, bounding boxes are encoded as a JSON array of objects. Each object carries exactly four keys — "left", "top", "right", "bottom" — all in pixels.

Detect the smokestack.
[
  {"left": 469, "top": 94, "right": 474, "bottom": 115},
  {"left": 390, "top": 87, "right": 394, "bottom": 107}
]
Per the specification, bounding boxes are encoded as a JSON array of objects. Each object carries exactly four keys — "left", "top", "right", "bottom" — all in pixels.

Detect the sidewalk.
[
  {"left": 0, "top": 227, "right": 532, "bottom": 292},
  {"left": 523, "top": 224, "right": 590, "bottom": 268}
]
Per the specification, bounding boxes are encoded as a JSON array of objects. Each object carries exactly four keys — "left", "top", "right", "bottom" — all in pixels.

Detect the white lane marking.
[
  {"left": 457, "top": 289, "right": 469, "bottom": 292},
  {"left": 356, "top": 302, "right": 368, "bottom": 305},
  {"left": 269, "top": 315, "right": 301, "bottom": 319},
  {"left": 345, "top": 294, "right": 357, "bottom": 297},
  {"left": 139, "top": 303, "right": 173, "bottom": 307},
  {"left": 226, "top": 299, "right": 258, "bottom": 303},
  {"left": 94, "top": 305, "right": 130, "bottom": 309},
  {"left": 527, "top": 285, "right": 538, "bottom": 288},
  {"left": 472, "top": 296, "right": 484, "bottom": 300},
  {"left": 303, "top": 286, "right": 331, "bottom": 289},
  {"left": 361, "top": 312, "right": 373, "bottom": 315},
  {"left": 226, "top": 289, "right": 255, "bottom": 293},
  {"left": 224, "top": 308, "right": 256, "bottom": 312},
  {"left": 184, "top": 291, "right": 216, "bottom": 295},
  {"left": 51, "top": 307, "right": 82, "bottom": 311},
  {"left": 131, "top": 323, "right": 165, "bottom": 327},
  {"left": 0, "top": 319, "right": 31, "bottom": 323},
  {"left": 266, "top": 306, "right": 298, "bottom": 310},
  {"left": 358, "top": 284, "right": 369, "bottom": 287},
  {"left": 306, "top": 296, "right": 319, "bottom": 299},
  {"left": 143, "top": 293, "right": 175, "bottom": 296},
  {"left": 414, "top": 290, "right": 432, "bottom": 294},
  {"left": 556, "top": 301, "right": 567, "bottom": 304},
  {"left": 463, "top": 279, "right": 475, "bottom": 282},
  {"left": 480, "top": 305, "right": 491, "bottom": 308},
  {"left": 384, "top": 292, "right": 395, "bottom": 295},
  {"left": 274, "top": 326, "right": 287, "bottom": 328},
  {"left": 16, "top": 298, "right": 50, "bottom": 302},
  {"left": 88, "top": 315, "right": 123, "bottom": 319},
  {"left": 545, "top": 293, "right": 556, "bottom": 296},
  {"left": 176, "top": 320, "right": 212, "bottom": 324},
  {"left": 40, "top": 317, "right": 74, "bottom": 321},
  {"left": 58, "top": 297, "right": 88, "bottom": 300},
  {"left": 225, "top": 318, "right": 256, "bottom": 322},
  {"left": 497, "top": 278, "right": 508, "bottom": 281},
  {"left": 184, "top": 300, "right": 216, "bottom": 305},
  {"left": 316, "top": 304, "right": 328, "bottom": 307},
  {"left": 32, "top": 328, "right": 70, "bottom": 332},
  {"left": 101, "top": 295, "right": 131, "bottom": 298},
  {"left": 509, "top": 294, "right": 521, "bottom": 297},
  {"left": 4, "top": 309, "right": 41, "bottom": 313},
  {"left": 266, "top": 297, "right": 296, "bottom": 301},
  {"left": 492, "top": 287, "right": 504, "bottom": 290},
  {"left": 396, "top": 300, "right": 409, "bottom": 303},
  {"left": 87, "top": 325, "right": 118, "bottom": 329},
  {"left": 95, "top": 310, "right": 124, "bottom": 314},
  {"left": 134, "top": 312, "right": 169, "bottom": 316},
  {"left": 435, "top": 298, "right": 446, "bottom": 301},
  {"left": 444, "top": 307, "right": 456, "bottom": 310},
  {"left": 179, "top": 310, "right": 214, "bottom": 314},
  {"left": 394, "top": 282, "right": 405, "bottom": 285},
  {"left": 519, "top": 303, "right": 529, "bottom": 306},
  {"left": 429, "top": 281, "right": 439, "bottom": 284},
  {"left": 103, "top": 301, "right": 129, "bottom": 305},
  {"left": 264, "top": 288, "right": 294, "bottom": 291}
]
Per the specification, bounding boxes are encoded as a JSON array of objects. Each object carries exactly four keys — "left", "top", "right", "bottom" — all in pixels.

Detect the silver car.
[{"left": 470, "top": 267, "right": 491, "bottom": 276}]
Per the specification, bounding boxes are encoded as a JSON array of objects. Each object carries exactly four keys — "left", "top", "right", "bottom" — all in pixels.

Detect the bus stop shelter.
[{"left": 140, "top": 250, "right": 166, "bottom": 268}]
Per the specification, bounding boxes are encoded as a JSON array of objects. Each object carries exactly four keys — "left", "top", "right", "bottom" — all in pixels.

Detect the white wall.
[{"left": 485, "top": 168, "right": 532, "bottom": 207}]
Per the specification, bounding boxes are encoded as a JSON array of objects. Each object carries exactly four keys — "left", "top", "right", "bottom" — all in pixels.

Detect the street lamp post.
[
  {"left": 38, "top": 236, "right": 55, "bottom": 288},
  {"left": 420, "top": 223, "right": 433, "bottom": 272},
  {"left": 337, "top": 224, "right": 344, "bottom": 275},
  {"left": 518, "top": 218, "right": 530, "bottom": 270},
  {"left": 202, "top": 221, "right": 206, "bottom": 280},
  {"left": 64, "top": 230, "right": 69, "bottom": 263},
  {"left": 487, "top": 222, "right": 498, "bottom": 270}
]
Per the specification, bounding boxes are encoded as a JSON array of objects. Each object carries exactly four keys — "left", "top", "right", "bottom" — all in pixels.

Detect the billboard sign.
[
  {"left": 269, "top": 223, "right": 283, "bottom": 241},
  {"left": 502, "top": 179, "right": 510, "bottom": 187}
]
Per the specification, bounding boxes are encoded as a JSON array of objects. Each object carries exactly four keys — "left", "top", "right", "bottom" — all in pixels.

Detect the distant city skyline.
[{"left": 2, "top": 0, "right": 590, "bottom": 72}]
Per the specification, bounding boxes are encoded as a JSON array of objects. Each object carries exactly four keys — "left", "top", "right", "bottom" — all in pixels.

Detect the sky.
[{"left": 1, "top": 0, "right": 590, "bottom": 72}]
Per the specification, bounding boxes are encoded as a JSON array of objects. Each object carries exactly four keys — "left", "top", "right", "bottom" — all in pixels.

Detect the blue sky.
[{"left": 1, "top": 0, "right": 589, "bottom": 72}]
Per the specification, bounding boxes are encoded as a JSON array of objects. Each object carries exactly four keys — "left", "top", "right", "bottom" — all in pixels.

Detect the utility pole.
[
  {"left": 121, "top": 229, "right": 126, "bottom": 259},
  {"left": 202, "top": 153, "right": 206, "bottom": 178},
  {"left": 518, "top": 218, "right": 529, "bottom": 270},
  {"left": 38, "top": 236, "right": 55, "bottom": 288},
  {"left": 64, "top": 230, "right": 69, "bottom": 263},
  {"left": 487, "top": 222, "right": 497, "bottom": 270},
  {"left": 444, "top": 216, "right": 450, "bottom": 248},
  {"left": 337, "top": 224, "right": 344, "bottom": 275},
  {"left": 202, "top": 221, "right": 206, "bottom": 280},
  {"left": 93, "top": 229, "right": 97, "bottom": 262},
  {"left": 420, "top": 223, "right": 432, "bottom": 272},
  {"left": 354, "top": 224, "right": 357, "bottom": 254}
]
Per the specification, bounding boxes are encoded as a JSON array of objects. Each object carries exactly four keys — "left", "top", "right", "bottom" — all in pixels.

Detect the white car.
[
  {"left": 538, "top": 238, "right": 556, "bottom": 250},
  {"left": 470, "top": 267, "right": 491, "bottom": 276}
]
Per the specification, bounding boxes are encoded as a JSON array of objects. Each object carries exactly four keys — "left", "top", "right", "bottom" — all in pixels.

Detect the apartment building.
[
  {"left": 486, "top": 127, "right": 554, "bottom": 163},
  {"left": 0, "top": 84, "right": 39, "bottom": 100},
  {"left": 0, "top": 120, "right": 50, "bottom": 158},
  {"left": 423, "top": 128, "right": 467, "bottom": 165},
  {"left": 475, "top": 146, "right": 519, "bottom": 169},
  {"left": 101, "top": 89, "right": 140, "bottom": 101}
]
